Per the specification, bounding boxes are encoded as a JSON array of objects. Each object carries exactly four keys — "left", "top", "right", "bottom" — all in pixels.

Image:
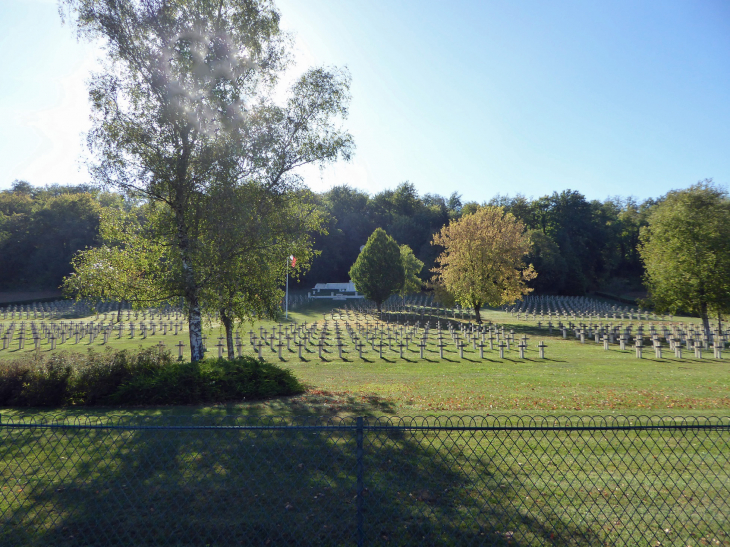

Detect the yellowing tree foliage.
[{"left": 431, "top": 206, "right": 536, "bottom": 323}]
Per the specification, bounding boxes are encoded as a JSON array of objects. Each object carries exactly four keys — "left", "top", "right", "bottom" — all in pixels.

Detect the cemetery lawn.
[
  {"left": 278, "top": 348, "right": 730, "bottom": 416},
  {"left": 1, "top": 302, "right": 728, "bottom": 419},
  {"left": 2, "top": 303, "right": 729, "bottom": 545},
  {"left": 1, "top": 328, "right": 730, "bottom": 422}
]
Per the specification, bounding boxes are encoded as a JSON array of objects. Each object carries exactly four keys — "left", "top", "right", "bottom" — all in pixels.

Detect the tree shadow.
[{"left": 1, "top": 410, "right": 660, "bottom": 547}]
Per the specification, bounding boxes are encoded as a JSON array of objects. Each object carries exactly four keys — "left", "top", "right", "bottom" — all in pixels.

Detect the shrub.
[
  {"left": 110, "top": 356, "right": 304, "bottom": 405},
  {"left": 0, "top": 353, "right": 73, "bottom": 407},
  {"left": 0, "top": 360, "right": 30, "bottom": 405},
  {"left": 18, "top": 356, "right": 73, "bottom": 407},
  {"left": 0, "top": 349, "right": 303, "bottom": 407},
  {"left": 69, "top": 347, "right": 176, "bottom": 405}
]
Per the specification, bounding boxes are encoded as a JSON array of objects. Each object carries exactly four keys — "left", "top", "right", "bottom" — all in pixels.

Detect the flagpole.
[{"left": 285, "top": 256, "right": 289, "bottom": 319}]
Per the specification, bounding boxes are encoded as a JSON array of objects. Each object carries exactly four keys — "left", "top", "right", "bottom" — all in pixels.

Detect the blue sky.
[{"left": 2, "top": 0, "right": 729, "bottom": 203}]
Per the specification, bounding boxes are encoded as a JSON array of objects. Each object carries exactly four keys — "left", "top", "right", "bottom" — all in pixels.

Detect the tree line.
[
  {"left": 3, "top": 177, "right": 728, "bottom": 340},
  {"left": 344, "top": 180, "right": 730, "bottom": 343},
  {"left": 0, "top": 178, "right": 658, "bottom": 297},
  {"left": 0, "top": 181, "right": 130, "bottom": 289},
  {"left": 300, "top": 182, "right": 655, "bottom": 296}
]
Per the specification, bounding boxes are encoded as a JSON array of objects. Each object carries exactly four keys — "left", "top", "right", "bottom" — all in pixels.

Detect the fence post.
[{"left": 356, "top": 416, "right": 364, "bottom": 547}]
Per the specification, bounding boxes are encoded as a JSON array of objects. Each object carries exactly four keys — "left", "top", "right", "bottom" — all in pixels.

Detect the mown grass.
[
  {"left": 1, "top": 299, "right": 728, "bottom": 418},
  {"left": 1, "top": 414, "right": 728, "bottom": 546},
  {"left": 1, "top": 300, "right": 729, "bottom": 545}
]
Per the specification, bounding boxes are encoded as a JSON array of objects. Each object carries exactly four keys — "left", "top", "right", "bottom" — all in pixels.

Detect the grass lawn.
[
  {"left": 1, "top": 299, "right": 729, "bottom": 545},
  {"left": 1, "top": 299, "right": 729, "bottom": 418},
  {"left": 1, "top": 413, "right": 727, "bottom": 547}
]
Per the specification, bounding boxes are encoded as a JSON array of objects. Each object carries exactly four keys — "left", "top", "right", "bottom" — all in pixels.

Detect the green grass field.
[
  {"left": 1, "top": 299, "right": 729, "bottom": 545},
  {"left": 1, "top": 299, "right": 728, "bottom": 418},
  {"left": 2, "top": 414, "right": 728, "bottom": 547}
]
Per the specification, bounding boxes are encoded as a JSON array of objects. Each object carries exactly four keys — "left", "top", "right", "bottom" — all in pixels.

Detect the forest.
[
  {"left": 305, "top": 182, "right": 654, "bottom": 296},
  {"left": 0, "top": 181, "right": 128, "bottom": 291},
  {"left": 0, "top": 179, "right": 655, "bottom": 298}
]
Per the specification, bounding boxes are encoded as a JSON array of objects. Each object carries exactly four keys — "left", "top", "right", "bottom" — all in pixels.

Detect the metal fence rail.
[{"left": 1, "top": 415, "right": 728, "bottom": 546}]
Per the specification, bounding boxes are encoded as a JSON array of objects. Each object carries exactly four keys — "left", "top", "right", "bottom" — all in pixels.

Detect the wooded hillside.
[{"left": 0, "top": 179, "right": 655, "bottom": 296}]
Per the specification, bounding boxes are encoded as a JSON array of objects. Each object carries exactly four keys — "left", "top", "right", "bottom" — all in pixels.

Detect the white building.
[{"left": 309, "top": 282, "right": 364, "bottom": 300}]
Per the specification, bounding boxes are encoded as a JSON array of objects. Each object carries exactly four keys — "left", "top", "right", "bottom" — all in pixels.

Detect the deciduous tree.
[
  {"left": 62, "top": 206, "right": 173, "bottom": 320},
  {"left": 349, "top": 228, "right": 404, "bottom": 312},
  {"left": 60, "top": 0, "right": 353, "bottom": 361},
  {"left": 398, "top": 244, "right": 423, "bottom": 302},
  {"left": 0, "top": 183, "right": 105, "bottom": 290},
  {"left": 198, "top": 184, "right": 325, "bottom": 357},
  {"left": 431, "top": 206, "right": 536, "bottom": 323},
  {"left": 639, "top": 180, "right": 730, "bottom": 341}
]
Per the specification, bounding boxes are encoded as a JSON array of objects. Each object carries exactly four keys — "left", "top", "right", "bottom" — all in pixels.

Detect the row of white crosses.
[
  {"left": 91, "top": 305, "right": 183, "bottom": 323},
  {"left": 0, "top": 300, "right": 84, "bottom": 320},
  {"left": 343, "top": 297, "right": 479, "bottom": 324},
  {"left": 0, "top": 299, "right": 185, "bottom": 322},
  {"left": 344, "top": 294, "right": 655, "bottom": 324},
  {"left": 505, "top": 295, "right": 661, "bottom": 322},
  {"left": 332, "top": 303, "right": 726, "bottom": 361},
  {"left": 532, "top": 317, "right": 727, "bottom": 359},
  {"left": 242, "top": 312, "right": 549, "bottom": 362},
  {"left": 0, "top": 318, "right": 187, "bottom": 351}
]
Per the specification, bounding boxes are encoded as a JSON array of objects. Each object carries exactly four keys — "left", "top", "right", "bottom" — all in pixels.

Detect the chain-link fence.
[{"left": 1, "top": 415, "right": 728, "bottom": 546}]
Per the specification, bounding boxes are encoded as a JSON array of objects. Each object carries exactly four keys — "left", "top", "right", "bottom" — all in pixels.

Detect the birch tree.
[{"left": 60, "top": 0, "right": 353, "bottom": 361}]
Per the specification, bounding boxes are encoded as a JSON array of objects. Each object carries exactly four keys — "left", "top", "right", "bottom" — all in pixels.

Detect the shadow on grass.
[{"left": 0, "top": 409, "right": 617, "bottom": 547}]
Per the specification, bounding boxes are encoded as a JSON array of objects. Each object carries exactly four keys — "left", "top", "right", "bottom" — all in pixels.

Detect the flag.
[{"left": 290, "top": 255, "right": 296, "bottom": 268}]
